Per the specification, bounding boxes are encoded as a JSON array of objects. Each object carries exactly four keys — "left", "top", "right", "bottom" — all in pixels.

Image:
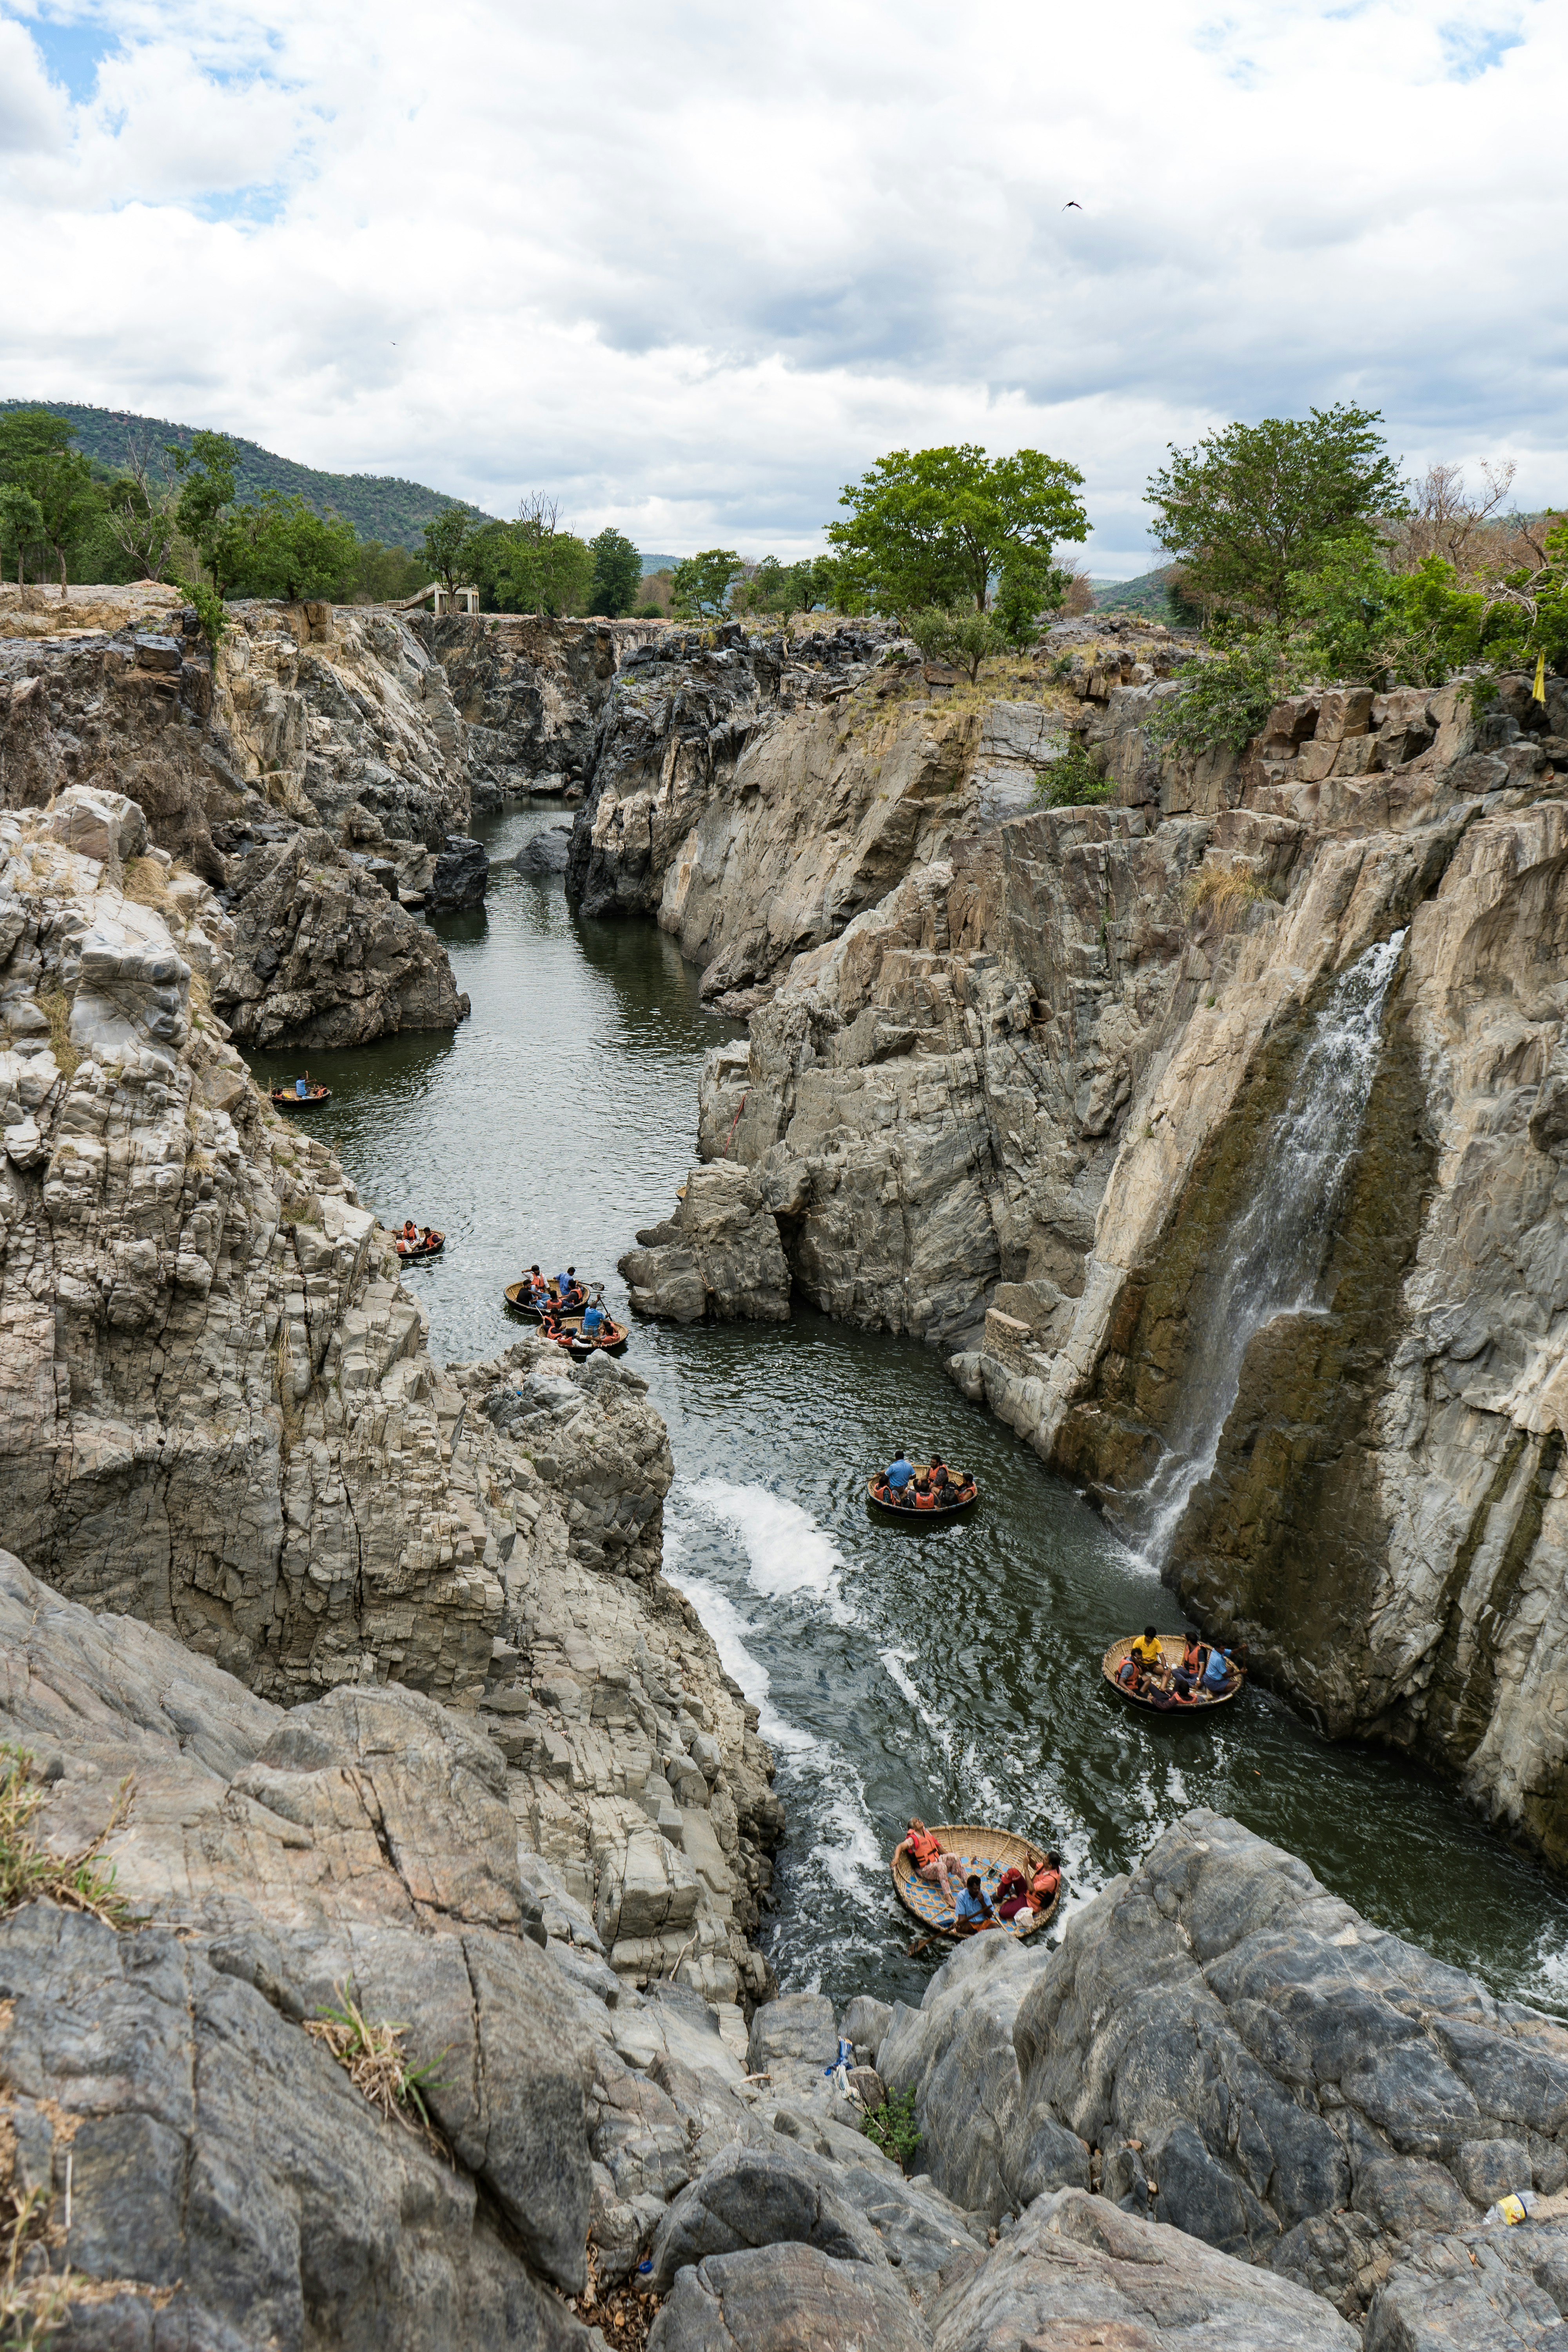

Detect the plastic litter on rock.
[{"left": 1483, "top": 2192, "right": 1539, "bottom": 2227}]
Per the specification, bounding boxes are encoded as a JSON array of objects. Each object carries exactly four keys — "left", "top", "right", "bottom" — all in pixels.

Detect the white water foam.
[{"left": 689, "top": 1478, "right": 859, "bottom": 1624}]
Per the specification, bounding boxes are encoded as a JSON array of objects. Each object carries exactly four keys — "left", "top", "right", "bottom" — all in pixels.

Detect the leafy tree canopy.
[
  {"left": 671, "top": 549, "right": 743, "bottom": 621},
  {"left": 211, "top": 492, "right": 361, "bottom": 603},
  {"left": 589, "top": 526, "right": 643, "bottom": 617},
  {"left": 422, "top": 501, "right": 483, "bottom": 594},
  {"left": 1146, "top": 405, "right": 1406, "bottom": 627},
  {"left": 0, "top": 408, "right": 99, "bottom": 592},
  {"left": 826, "top": 444, "right": 1089, "bottom": 615}
]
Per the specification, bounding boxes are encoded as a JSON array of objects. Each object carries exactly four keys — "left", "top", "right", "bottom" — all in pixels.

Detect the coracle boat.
[
  {"left": 567, "top": 1317, "right": 628, "bottom": 1359},
  {"left": 891, "top": 1824, "right": 1061, "bottom": 1943},
  {"left": 270, "top": 1084, "right": 331, "bottom": 1111},
  {"left": 396, "top": 1232, "right": 445, "bottom": 1261},
  {"left": 866, "top": 1466, "right": 979, "bottom": 1522},
  {"left": 1101, "top": 1635, "right": 1246, "bottom": 1715},
  {"left": 504, "top": 1275, "right": 597, "bottom": 1320}
]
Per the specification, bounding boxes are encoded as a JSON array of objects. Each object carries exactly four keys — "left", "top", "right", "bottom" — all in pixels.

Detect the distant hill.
[
  {"left": 637, "top": 554, "right": 683, "bottom": 572},
  {"left": 0, "top": 400, "right": 478, "bottom": 550},
  {"left": 1092, "top": 565, "right": 1180, "bottom": 618}
]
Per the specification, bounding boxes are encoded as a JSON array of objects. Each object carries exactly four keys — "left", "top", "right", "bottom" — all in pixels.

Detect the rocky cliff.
[
  {"left": 0, "top": 785, "right": 777, "bottom": 2007},
  {"left": 600, "top": 615, "right": 1568, "bottom": 1873},
  {"left": 1, "top": 586, "right": 474, "bottom": 1048}
]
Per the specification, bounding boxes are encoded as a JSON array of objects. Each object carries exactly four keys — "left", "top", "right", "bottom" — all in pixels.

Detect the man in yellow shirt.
[{"left": 1131, "top": 1626, "right": 1165, "bottom": 1670}]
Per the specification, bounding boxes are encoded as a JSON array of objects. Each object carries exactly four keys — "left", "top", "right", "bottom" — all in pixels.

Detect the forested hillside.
[{"left": 0, "top": 399, "right": 475, "bottom": 548}]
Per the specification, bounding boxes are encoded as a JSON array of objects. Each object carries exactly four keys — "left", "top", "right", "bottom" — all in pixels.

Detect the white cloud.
[{"left": 0, "top": 0, "right": 1563, "bottom": 571}]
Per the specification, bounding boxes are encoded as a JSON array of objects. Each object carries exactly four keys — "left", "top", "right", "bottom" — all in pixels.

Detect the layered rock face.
[
  {"left": 412, "top": 610, "right": 666, "bottom": 805},
  {"left": 871, "top": 1812, "right": 1568, "bottom": 2342},
  {"left": 1, "top": 587, "right": 475, "bottom": 1049},
  {"left": 638, "top": 631, "right": 1568, "bottom": 1864},
  {"left": 0, "top": 789, "right": 777, "bottom": 2006}
]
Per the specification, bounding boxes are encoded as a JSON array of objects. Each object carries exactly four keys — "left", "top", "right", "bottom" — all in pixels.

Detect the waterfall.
[{"left": 1133, "top": 930, "right": 1406, "bottom": 1570}]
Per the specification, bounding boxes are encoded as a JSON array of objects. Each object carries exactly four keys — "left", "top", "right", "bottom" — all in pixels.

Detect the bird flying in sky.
[{"left": 1063, "top": 200, "right": 1082, "bottom": 211}]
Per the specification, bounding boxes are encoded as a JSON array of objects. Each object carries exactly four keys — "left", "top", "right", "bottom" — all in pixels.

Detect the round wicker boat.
[
  {"left": 1101, "top": 1635, "right": 1245, "bottom": 1715},
  {"left": 568, "top": 1319, "right": 629, "bottom": 1359},
  {"left": 891, "top": 1823, "right": 1061, "bottom": 1942},
  {"left": 396, "top": 1234, "right": 445, "bottom": 1261},
  {"left": 504, "top": 1276, "right": 595, "bottom": 1320},
  {"left": 270, "top": 1085, "right": 331, "bottom": 1111},
  {"left": 867, "top": 1467, "right": 979, "bottom": 1522}
]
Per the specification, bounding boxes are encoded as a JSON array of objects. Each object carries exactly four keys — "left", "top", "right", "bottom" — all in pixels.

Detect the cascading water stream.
[{"left": 1133, "top": 930, "right": 1407, "bottom": 1569}]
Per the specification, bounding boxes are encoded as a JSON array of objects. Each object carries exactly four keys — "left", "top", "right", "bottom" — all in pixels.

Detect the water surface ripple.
[{"left": 245, "top": 806, "right": 1568, "bottom": 2014}]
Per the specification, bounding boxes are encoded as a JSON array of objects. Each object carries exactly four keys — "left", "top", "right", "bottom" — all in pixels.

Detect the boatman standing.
[{"left": 887, "top": 1448, "right": 915, "bottom": 1497}]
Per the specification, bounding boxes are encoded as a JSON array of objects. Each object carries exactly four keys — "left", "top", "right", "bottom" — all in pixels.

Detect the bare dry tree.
[
  {"left": 101, "top": 424, "right": 184, "bottom": 582},
  {"left": 1384, "top": 460, "right": 1558, "bottom": 587}
]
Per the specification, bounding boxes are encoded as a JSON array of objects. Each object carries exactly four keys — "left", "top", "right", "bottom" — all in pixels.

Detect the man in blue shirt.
[
  {"left": 1202, "top": 1646, "right": 1237, "bottom": 1695},
  {"left": 953, "top": 1874, "right": 998, "bottom": 1936},
  {"left": 580, "top": 1301, "right": 603, "bottom": 1337},
  {"left": 887, "top": 1449, "right": 915, "bottom": 1501}
]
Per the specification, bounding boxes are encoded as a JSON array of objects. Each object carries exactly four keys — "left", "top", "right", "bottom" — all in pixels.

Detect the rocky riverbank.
[
  {"left": 0, "top": 784, "right": 779, "bottom": 2010},
  {"left": 5, "top": 1580, "right": 1557, "bottom": 2352}
]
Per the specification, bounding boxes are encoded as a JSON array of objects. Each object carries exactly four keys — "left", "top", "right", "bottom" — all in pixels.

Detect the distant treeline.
[{"left": 0, "top": 401, "right": 468, "bottom": 552}]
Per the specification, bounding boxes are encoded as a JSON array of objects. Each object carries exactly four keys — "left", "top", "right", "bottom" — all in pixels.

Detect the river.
[{"left": 245, "top": 802, "right": 1568, "bottom": 2017}]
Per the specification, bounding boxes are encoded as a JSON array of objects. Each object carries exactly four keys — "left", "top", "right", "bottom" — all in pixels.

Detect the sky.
[{"left": 0, "top": 0, "right": 1563, "bottom": 575}]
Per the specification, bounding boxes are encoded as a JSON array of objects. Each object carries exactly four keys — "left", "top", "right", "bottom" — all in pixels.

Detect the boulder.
[
  {"left": 517, "top": 822, "right": 572, "bottom": 875},
  {"left": 928, "top": 2187, "right": 1357, "bottom": 2352},
  {"left": 1365, "top": 2211, "right": 1568, "bottom": 2349},
  {"left": 620, "top": 1163, "right": 791, "bottom": 1325},
  {"left": 840, "top": 1993, "right": 894, "bottom": 2065},
  {"left": 428, "top": 832, "right": 490, "bottom": 910},
  {"left": 748, "top": 1991, "right": 838, "bottom": 2073},
  {"left": 215, "top": 827, "right": 469, "bottom": 1046},
  {"left": 1007, "top": 1812, "right": 1568, "bottom": 2321},
  {"left": 647, "top": 2243, "right": 927, "bottom": 2352},
  {"left": 648, "top": 2143, "right": 884, "bottom": 2288},
  {"left": 45, "top": 783, "right": 148, "bottom": 876},
  {"left": 878, "top": 1932, "right": 1085, "bottom": 2222}
]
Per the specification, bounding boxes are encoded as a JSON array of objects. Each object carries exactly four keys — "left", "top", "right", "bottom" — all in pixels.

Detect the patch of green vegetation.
[
  {"left": 0, "top": 1744, "right": 134, "bottom": 1927},
  {"left": 862, "top": 2084, "right": 922, "bottom": 2170},
  {"left": 304, "top": 1982, "right": 447, "bottom": 2151},
  {"left": 1032, "top": 742, "right": 1115, "bottom": 806}
]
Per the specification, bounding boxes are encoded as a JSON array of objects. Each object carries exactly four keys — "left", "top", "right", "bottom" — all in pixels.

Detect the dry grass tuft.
[
  {"left": 34, "top": 991, "right": 79, "bottom": 1084},
  {"left": 1183, "top": 864, "right": 1271, "bottom": 933},
  {"left": 120, "top": 857, "right": 172, "bottom": 912},
  {"left": 303, "top": 1984, "right": 449, "bottom": 2155},
  {"left": 0, "top": 1748, "right": 133, "bottom": 1930}
]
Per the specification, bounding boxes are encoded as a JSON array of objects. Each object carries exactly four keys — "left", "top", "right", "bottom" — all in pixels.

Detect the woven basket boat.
[
  {"left": 568, "top": 1319, "right": 629, "bottom": 1359},
  {"left": 270, "top": 1086, "right": 331, "bottom": 1111},
  {"left": 867, "top": 1467, "right": 979, "bottom": 1522},
  {"left": 504, "top": 1276, "right": 595, "bottom": 1320},
  {"left": 396, "top": 1234, "right": 445, "bottom": 1261},
  {"left": 1101, "top": 1635, "right": 1245, "bottom": 1715},
  {"left": 891, "top": 1823, "right": 1061, "bottom": 1942}
]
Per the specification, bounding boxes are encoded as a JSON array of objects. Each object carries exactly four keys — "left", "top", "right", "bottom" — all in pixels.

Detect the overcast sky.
[{"left": 1, "top": 0, "right": 1563, "bottom": 574}]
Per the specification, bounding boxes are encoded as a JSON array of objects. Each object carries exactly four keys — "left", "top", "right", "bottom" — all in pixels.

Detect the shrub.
[
  {"left": 1146, "top": 633, "right": 1298, "bottom": 757},
  {"left": 1033, "top": 742, "right": 1114, "bottom": 807},
  {"left": 907, "top": 606, "right": 1008, "bottom": 682},
  {"left": 862, "top": 2084, "right": 922, "bottom": 2170}
]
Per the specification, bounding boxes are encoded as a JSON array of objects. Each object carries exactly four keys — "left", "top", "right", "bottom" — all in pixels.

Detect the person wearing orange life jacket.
[{"left": 899, "top": 1817, "right": 961, "bottom": 1906}]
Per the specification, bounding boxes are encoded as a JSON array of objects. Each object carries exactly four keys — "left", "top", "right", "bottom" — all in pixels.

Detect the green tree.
[
  {"left": 741, "top": 555, "right": 827, "bottom": 621},
  {"left": 588, "top": 526, "right": 643, "bottom": 617},
  {"left": 0, "top": 483, "right": 46, "bottom": 585},
  {"left": 671, "top": 548, "right": 743, "bottom": 621},
  {"left": 354, "top": 539, "right": 436, "bottom": 603},
  {"left": 0, "top": 408, "right": 101, "bottom": 594},
  {"left": 827, "top": 444, "right": 1089, "bottom": 616},
  {"left": 994, "top": 553, "right": 1071, "bottom": 645},
  {"left": 422, "top": 501, "right": 482, "bottom": 595},
  {"left": 171, "top": 431, "right": 239, "bottom": 578},
  {"left": 1146, "top": 405, "right": 1406, "bottom": 627},
  {"left": 211, "top": 493, "right": 361, "bottom": 602}
]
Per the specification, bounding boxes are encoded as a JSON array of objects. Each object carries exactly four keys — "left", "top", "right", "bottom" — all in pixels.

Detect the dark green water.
[{"left": 246, "top": 804, "right": 1568, "bottom": 2016}]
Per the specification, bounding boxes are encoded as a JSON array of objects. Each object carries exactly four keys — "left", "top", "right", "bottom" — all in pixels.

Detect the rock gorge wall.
[
  {"left": 0, "top": 787, "right": 779, "bottom": 2006},
  {"left": 580, "top": 614, "right": 1568, "bottom": 1873}
]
